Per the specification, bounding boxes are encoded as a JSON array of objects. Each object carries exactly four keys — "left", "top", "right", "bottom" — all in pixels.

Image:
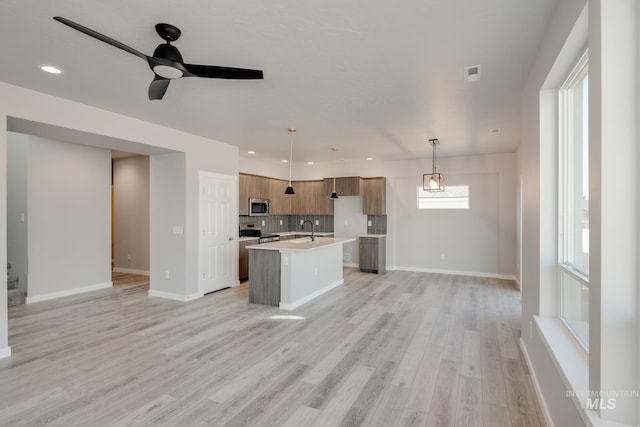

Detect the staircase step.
[
  {"left": 8, "top": 275, "right": 19, "bottom": 289},
  {"left": 8, "top": 288, "right": 26, "bottom": 307}
]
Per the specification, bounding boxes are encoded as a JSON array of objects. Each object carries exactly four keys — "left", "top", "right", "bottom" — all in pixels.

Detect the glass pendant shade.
[{"left": 423, "top": 173, "right": 444, "bottom": 192}]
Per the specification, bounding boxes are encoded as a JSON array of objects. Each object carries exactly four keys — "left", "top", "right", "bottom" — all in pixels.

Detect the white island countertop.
[{"left": 246, "top": 236, "right": 355, "bottom": 252}]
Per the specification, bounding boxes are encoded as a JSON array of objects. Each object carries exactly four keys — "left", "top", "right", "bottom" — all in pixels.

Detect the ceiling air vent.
[{"left": 464, "top": 64, "right": 481, "bottom": 83}]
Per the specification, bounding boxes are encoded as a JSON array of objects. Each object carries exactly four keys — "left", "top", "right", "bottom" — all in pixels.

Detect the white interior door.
[{"left": 199, "top": 172, "right": 237, "bottom": 294}]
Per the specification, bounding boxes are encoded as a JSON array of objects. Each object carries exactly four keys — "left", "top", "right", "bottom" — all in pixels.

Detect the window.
[
  {"left": 417, "top": 185, "right": 469, "bottom": 209},
  {"left": 559, "top": 51, "right": 589, "bottom": 348}
]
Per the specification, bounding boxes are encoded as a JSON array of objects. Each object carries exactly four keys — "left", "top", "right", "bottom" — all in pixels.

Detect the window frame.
[{"left": 557, "top": 49, "right": 589, "bottom": 350}]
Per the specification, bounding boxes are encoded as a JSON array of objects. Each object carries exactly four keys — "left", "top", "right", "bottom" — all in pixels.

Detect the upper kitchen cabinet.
[
  {"left": 269, "top": 178, "right": 291, "bottom": 215},
  {"left": 323, "top": 176, "right": 362, "bottom": 197},
  {"left": 292, "top": 180, "right": 333, "bottom": 215},
  {"left": 362, "top": 177, "right": 386, "bottom": 214},
  {"left": 239, "top": 173, "right": 270, "bottom": 215}
]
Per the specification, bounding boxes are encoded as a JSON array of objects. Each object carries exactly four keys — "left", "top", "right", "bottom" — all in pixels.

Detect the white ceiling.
[{"left": 0, "top": 0, "right": 557, "bottom": 165}]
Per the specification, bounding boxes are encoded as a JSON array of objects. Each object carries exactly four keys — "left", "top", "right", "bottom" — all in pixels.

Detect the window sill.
[
  {"left": 534, "top": 317, "right": 632, "bottom": 427},
  {"left": 534, "top": 316, "right": 589, "bottom": 405}
]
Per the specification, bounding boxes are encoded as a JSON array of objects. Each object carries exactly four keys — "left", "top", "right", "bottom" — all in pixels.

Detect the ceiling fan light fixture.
[{"left": 153, "top": 65, "right": 183, "bottom": 79}]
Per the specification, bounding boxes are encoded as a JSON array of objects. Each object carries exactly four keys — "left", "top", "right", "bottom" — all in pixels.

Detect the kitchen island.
[{"left": 247, "top": 237, "right": 355, "bottom": 310}]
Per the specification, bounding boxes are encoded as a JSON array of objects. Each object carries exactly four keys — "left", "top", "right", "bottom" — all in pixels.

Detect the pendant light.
[
  {"left": 423, "top": 138, "right": 445, "bottom": 192},
  {"left": 330, "top": 147, "right": 339, "bottom": 199},
  {"left": 284, "top": 128, "right": 296, "bottom": 195}
]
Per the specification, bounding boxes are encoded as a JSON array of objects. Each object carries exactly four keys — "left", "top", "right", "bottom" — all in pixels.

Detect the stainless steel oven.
[{"left": 248, "top": 198, "right": 270, "bottom": 216}]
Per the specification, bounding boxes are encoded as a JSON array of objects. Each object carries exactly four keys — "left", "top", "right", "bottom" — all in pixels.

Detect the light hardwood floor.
[{"left": 2, "top": 270, "right": 545, "bottom": 426}]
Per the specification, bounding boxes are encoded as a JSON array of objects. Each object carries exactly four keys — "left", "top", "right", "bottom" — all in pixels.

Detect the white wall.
[
  {"left": 7, "top": 132, "right": 28, "bottom": 293},
  {"left": 333, "top": 196, "right": 367, "bottom": 265},
  {"left": 149, "top": 153, "right": 186, "bottom": 296},
  {"left": 0, "top": 81, "right": 240, "bottom": 356},
  {"left": 113, "top": 156, "right": 150, "bottom": 274},
  {"left": 519, "top": 0, "right": 640, "bottom": 425},
  {"left": 27, "top": 135, "right": 112, "bottom": 300},
  {"left": 247, "top": 151, "right": 518, "bottom": 278}
]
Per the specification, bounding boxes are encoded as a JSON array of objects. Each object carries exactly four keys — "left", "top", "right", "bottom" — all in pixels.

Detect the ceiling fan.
[{"left": 53, "top": 17, "right": 264, "bottom": 100}]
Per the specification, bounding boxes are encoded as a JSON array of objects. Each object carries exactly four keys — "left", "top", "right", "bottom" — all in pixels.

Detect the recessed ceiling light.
[
  {"left": 366, "top": 157, "right": 373, "bottom": 161},
  {"left": 307, "top": 161, "right": 314, "bottom": 165},
  {"left": 281, "top": 159, "right": 288, "bottom": 163},
  {"left": 40, "top": 65, "right": 62, "bottom": 74},
  {"left": 247, "top": 150, "right": 256, "bottom": 154}
]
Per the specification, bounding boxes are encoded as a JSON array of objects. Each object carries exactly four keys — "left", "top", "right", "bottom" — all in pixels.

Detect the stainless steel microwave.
[{"left": 249, "top": 198, "right": 270, "bottom": 216}]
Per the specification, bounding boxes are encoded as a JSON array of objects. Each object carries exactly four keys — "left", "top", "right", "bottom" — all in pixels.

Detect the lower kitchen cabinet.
[
  {"left": 239, "top": 238, "right": 259, "bottom": 280},
  {"left": 359, "top": 235, "right": 386, "bottom": 274}
]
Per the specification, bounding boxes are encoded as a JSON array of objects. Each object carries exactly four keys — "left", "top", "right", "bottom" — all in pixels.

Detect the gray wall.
[
  {"left": 113, "top": 156, "right": 150, "bottom": 274},
  {"left": 27, "top": 135, "right": 112, "bottom": 299},
  {"left": 6, "top": 132, "right": 28, "bottom": 293}
]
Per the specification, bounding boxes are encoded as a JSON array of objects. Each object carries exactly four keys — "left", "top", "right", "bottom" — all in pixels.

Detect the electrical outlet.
[
  {"left": 314, "top": 267, "right": 318, "bottom": 276},
  {"left": 440, "top": 253, "right": 445, "bottom": 260},
  {"left": 315, "top": 220, "right": 319, "bottom": 226},
  {"left": 300, "top": 219, "right": 304, "bottom": 225},
  {"left": 367, "top": 220, "right": 372, "bottom": 227},
  {"left": 127, "top": 253, "right": 131, "bottom": 260},
  {"left": 279, "top": 219, "right": 283, "bottom": 226},
  {"left": 262, "top": 220, "right": 265, "bottom": 226},
  {"left": 164, "top": 270, "right": 170, "bottom": 279}
]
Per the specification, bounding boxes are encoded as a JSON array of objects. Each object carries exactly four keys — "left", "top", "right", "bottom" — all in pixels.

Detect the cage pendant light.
[
  {"left": 330, "top": 147, "right": 339, "bottom": 199},
  {"left": 284, "top": 128, "right": 296, "bottom": 195},
  {"left": 423, "top": 138, "right": 445, "bottom": 192}
]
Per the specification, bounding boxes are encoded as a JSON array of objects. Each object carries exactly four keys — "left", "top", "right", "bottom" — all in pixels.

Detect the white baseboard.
[
  {"left": 520, "top": 338, "right": 554, "bottom": 427},
  {"left": 112, "top": 267, "right": 150, "bottom": 276},
  {"left": 26, "top": 282, "right": 113, "bottom": 304},
  {"left": 343, "top": 262, "right": 359, "bottom": 268},
  {"left": 392, "top": 266, "right": 517, "bottom": 281},
  {"left": 148, "top": 289, "right": 201, "bottom": 302},
  {"left": 0, "top": 346, "right": 11, "bottom": 359},
  {"left": 279, "top": 279, "right": 344, "bottom": 311}
]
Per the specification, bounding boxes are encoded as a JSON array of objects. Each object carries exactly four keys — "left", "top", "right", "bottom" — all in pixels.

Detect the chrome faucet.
[{"left": 301, "top": 220, "right": 315, "bottom": 242}]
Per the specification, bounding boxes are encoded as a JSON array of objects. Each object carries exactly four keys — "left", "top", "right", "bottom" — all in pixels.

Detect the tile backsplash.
[
  {"left": 367, "top": 215, "right": 387, "bottom": 234},
  {"left": 239, "top": 215, "right": 334, "bottom": 233},
  {"left": 240, "top": 214, "right": 386, "bottom": 235}
]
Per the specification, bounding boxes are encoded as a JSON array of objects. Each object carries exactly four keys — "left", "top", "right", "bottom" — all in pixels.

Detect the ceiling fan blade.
[
  {"left": 183, "top": 64, "right": 264, "bottom": 79},
  {"left": 148, "top": 76, "right": 170, "bottom": 100},
  {"left": 53, "top": 17, "right": 148, "bottom": 61}
]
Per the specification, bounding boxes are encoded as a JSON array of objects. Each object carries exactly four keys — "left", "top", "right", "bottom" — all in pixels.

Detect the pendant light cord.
[
  {"left": 432, "top": 140, "right": 436, "bottom": 174},
  {"left": 288, "top": 128, "right": 295, "bottom": 185}
]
